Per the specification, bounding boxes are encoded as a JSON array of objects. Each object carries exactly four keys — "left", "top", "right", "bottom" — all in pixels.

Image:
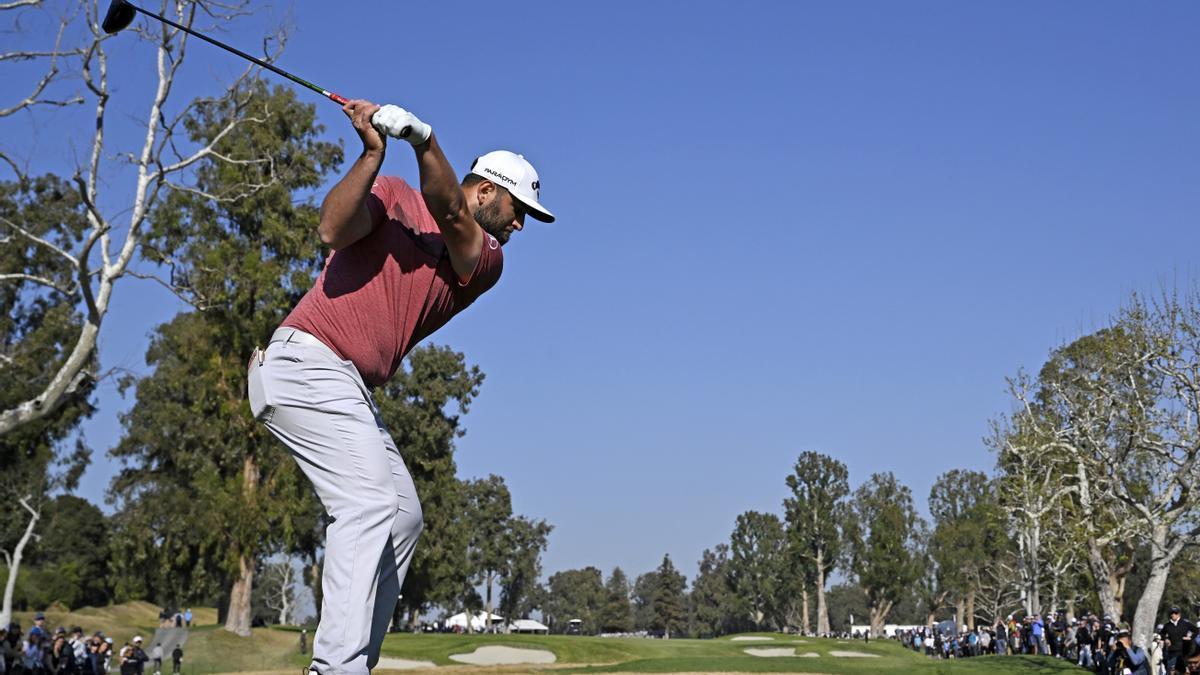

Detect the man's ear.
[{"left": 474, "top": 179, "right": 497, "bottom": 205}]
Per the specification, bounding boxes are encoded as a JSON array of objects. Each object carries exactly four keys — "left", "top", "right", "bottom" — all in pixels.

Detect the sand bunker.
[
  {"left": 731, "top": 636, "right": 775, "bottom": 641},
  {"left": 374, "top": 656, "right": 437, "bottom": 670},
  {"left": 829, "top": 650, "right": 880, "bottom": 658},
  {"left": 448, "top": 645, "right": 557, "bottom": 665},
  {"left": 745, "top": 647, "right": 796, "bottom": 657}
]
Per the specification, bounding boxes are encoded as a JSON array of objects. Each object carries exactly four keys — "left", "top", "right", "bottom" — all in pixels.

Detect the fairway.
[{"left": 377, "top": 633, "right": 1083, "bottom": 673}]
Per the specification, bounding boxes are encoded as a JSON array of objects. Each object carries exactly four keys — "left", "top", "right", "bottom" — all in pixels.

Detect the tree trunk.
[
  {"left": 966, "top": 589, "right": 976, "bottom": 630},
  {"left": 868, "top": 600, "right": 892, "bottom": 638},
  {"left": 224, "top": 554, "right": 255, "bottom": 637},
  {"left": 801, "top": 587, "right": 810, "bottom": 634},
  {"left": 0, "top": 497, "right": 39, "bottom": 630},
  {"left": 225, "top": 455, "right": 259, "bottom": 636},
  {"left": 1131, "top": 525, "right": 1181, "bottom": 648},
  {"left": 955, "top": 596, "right": 965, "bottom": 630},
  {"left": 308, "top": 555, "right": 323, "bottom": 624},
  {"left": 815, "top": 552, "right": 830, "bottom": 634},
  {"left": 485, "top": 571, "right": 494, "bottom": 634}
]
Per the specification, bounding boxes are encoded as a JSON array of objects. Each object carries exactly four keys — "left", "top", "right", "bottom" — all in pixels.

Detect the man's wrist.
[{"left": 360, "top": 147, "right": 385, "bottom": 163}]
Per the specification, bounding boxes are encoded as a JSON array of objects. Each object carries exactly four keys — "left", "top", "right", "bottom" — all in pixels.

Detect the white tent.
[
  {"left": 509, "top": 618, "right": 549, "bottom": 634},
  {"left": 445, "top": 611, "right": 505, "bottom": 631}
]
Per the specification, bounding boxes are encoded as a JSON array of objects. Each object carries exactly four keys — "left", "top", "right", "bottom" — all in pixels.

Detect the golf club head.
[{"left": 101, "top": 0, "right": 136, "bottom": 34}]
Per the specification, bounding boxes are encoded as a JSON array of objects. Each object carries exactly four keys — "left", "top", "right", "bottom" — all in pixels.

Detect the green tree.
[
  {"left": 690, "top": 544, "right": 739, "bottom": 637},
  {"left": 844, "top": 472, "right": 924, "bottom": 637},
  {"left": 544, "top": 567, "right": 605, "bottom": 634},
  {"left": 783, "top": 451, "right": 848, "bottom": 634},
  {"left": 650, "top": 554, "right": 687, "bottom": 638},
  {"left": 597, "top": 567, "right": 632, "bottom": 633},
  {"left": 928, "top": 469, "right": 996, "bottom": 629},
  {"left": 498, "top": 515, "right": 552, "bottom": 622},
  {"left": 108, "top": 81, "right": 339, "bottom": 635},
  {"left": 464, "top": 475, "right": 512, "bottom": 631},
  {"left": 727, "top": 510, "right": 787, "bottom": 629},
  {"left": 374, "top": 345, "right": 485, "bottom": 628},
  {"left": 631, "top": 570, "right": 658, "bottom": 632}
]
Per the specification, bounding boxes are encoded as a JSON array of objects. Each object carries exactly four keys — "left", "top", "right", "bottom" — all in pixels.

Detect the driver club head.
[{"left": 101, "top": 0, "right": 137, "bottom": 34}]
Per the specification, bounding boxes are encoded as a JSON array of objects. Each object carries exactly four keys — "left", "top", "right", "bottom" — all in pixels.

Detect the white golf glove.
[{"left": 371, "top": 104, "right": 432, "bottom": 145}]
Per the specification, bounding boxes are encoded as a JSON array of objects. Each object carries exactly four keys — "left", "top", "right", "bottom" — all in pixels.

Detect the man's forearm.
[
  {"left": 414, "top": 134, "right": 468, "bottom": 232},
  {"left": 318, "top": 149, "right": 384, "bottom": 248}
]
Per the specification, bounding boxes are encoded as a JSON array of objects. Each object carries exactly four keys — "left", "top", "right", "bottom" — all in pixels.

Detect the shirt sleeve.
[
  {"left": 365, "top": 176, "right": 397, "bottom": 227},
  {"left": 455, "top": 231, "right": 504, "bottom": 299}
]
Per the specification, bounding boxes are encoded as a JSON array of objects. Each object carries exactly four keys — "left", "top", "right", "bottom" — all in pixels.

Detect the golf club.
[{"left": 102, "top": 0, "right": 349, "bottom": 105}]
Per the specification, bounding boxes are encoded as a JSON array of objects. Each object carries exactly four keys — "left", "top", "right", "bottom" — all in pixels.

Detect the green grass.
[
  {"left": 379, "top": 632, "right": 1085, "bottom": 673},
  {"left": 13, "top": 604, "right": 1085, "bottom": 673}
]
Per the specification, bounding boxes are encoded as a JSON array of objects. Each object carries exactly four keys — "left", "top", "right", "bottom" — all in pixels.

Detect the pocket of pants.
[{"left": 247, "top": 348, "right": 273, "bottom": 421}]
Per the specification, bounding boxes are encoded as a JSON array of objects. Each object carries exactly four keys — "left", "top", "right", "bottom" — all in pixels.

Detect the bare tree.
[
  {"left": 0, "top": 0, "right": 272, "bottom": 437},
  {"left": 0, "top": 496, "right": 40, "bottom": 629},
  {"left": 259, "top": 559, "right": 298, "bottom": 625}
]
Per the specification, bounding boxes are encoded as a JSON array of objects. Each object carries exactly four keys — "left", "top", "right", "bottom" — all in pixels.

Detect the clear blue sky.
[{"left": 10, "top": 1, "right": 1199, "bottom": 585}]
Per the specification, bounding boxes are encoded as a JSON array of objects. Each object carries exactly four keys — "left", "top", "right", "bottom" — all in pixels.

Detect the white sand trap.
[
  {"left": 731, "top": 636, "right": 775, "bottom": 641},
  {"left": 374, "top": 656, "right": 437, "bottom": 670},
  {"left": 449, "top": 645, "right": 557, "bottom": 665},
  {"left": 745, "top": 647, "right": 796, "bottom": 657},
  {"left": 829, "top": 650, "right": 880, "bottom": 658}
]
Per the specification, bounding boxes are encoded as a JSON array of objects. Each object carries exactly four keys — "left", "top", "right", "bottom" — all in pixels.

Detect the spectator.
[
  {"left": 0, "top": 627, "right": 8, "bottom": 675},
  {"left": 29, "top": 613, "right": 47, "bottom": 641},
  {"left": 23, "top": 631, "right": 44, "bottom": 674},
  {"left": 171, "top": 645, "right": 183, "bottom": 675},
  {"left": 131, "top": 637, "right": 148, "bottom": 675},
  {"left": 69, "top": 628, "right": 88, "bottom": 675},
  {"left": 183, "top": 610, "right": 192, "bottom": 629},
  {"left": 1150, "top": 632, "right": 1165, "bottom": 675},
  {"left": 151, "top": 642, "right": 163, "bottom": 675},
  {"left": 1109, "top": 627, "right": 1150, "bottom": 675},
  {"left": 1076, "top": 619, "right": 1094, "bottom": 669},
  {"left": 1162, "top": 607, "right": 1196, "bottom": 674}
]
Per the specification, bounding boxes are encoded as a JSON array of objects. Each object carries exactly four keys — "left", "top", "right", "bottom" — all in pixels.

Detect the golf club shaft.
[{"left": 129, "top": 4, "right": 348, "bottom": 105}]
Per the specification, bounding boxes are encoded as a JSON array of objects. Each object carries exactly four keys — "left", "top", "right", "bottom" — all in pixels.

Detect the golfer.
[{"left": 248, "top": 99, "right": 553, "bottom": 675}]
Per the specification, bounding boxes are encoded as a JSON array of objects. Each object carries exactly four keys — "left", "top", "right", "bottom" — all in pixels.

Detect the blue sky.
[{"left": 7, "top": 1, "right": 1200, "bottom": 586}]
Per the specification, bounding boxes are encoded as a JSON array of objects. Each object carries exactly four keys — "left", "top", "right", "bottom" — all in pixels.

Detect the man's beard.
[{"left": 473, "top": 199, "right": 510, "bottom": 245}]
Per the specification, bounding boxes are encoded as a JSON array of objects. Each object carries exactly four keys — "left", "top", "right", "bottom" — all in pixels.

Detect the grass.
[
  {"left": 378, "top": 632, "right": 1085, "bottom": 673},
  {"left": 10, "top": 604, "right": 1085, "bottom": 673}
]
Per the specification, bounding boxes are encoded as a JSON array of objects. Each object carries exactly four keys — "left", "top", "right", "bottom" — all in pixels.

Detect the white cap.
[
  {"left": 133, "top": 636, "right": 143, "bottom": 643},
  {"left": 470, "top": 150, "right": 554, "bottom": 223}
]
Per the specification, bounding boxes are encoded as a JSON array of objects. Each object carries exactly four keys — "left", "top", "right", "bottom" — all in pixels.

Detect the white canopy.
[
  {"left": 509, "top": 618, "right": 549, "bottom": 633},
  {"left": 446, "top": 611, "right": 505, "bottom": 631}
]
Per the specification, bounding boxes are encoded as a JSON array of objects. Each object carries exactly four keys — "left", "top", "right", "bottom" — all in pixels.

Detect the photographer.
[{"left": 1108, "top": 628, "right": 1150, "bottom": 675}]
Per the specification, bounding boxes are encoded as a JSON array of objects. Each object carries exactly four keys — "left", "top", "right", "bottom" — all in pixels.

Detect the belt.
[{"left": 269, "top": 327, "right": 328, "bottom": 349}]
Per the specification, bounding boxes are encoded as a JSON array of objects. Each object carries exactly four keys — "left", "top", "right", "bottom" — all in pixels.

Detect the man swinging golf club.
[{"left": 247, "top": 100, "right": 553, "bottom": 674}]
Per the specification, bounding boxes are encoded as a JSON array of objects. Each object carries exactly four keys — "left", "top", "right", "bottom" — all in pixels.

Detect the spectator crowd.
[
  {"left": 0, "top": 610, "right": 188, "bottom": 675},
  {"left": 895, "top": 605, "right": 1200, "bottom": 674}
]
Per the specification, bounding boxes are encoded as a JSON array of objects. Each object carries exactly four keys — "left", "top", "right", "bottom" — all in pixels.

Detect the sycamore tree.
[
  {"left": 0, "top": 0, "right": 278, "bottom": 437},
  {"left": 108, "top": 80, "right": 338, "bottom": 636},
  {"left": 783, "top": 451, "right": 848, "bottom": 634},
  {"left": 844, "top": 472, "right": 923, "bottom": 637},
  {"left": 463, "top": 475, "right": 512, "bottom": 632}
]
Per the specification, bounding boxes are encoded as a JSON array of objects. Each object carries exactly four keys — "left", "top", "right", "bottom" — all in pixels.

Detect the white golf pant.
[{"left": 249, "top": 328, "right": 422, "bottom": 674}]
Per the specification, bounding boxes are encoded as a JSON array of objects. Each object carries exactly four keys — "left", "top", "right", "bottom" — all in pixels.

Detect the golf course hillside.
[{"left": 374, "top": 632, "right": 1084, "bottom": 673}]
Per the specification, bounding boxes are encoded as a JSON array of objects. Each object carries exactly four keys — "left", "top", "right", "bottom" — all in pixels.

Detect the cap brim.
[{"left": 511, "top": 193, "right": 555, "bottom": 223}]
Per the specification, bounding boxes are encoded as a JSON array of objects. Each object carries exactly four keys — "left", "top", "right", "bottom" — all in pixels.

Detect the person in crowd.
[
  {"left": 183, "top": 610, "right": 192, "bottom": 629},
  {"left": 1077, "top": 618, "right": 1094, "bottom": 669},
  {"left": 69, "top": 628, "right": 88, "bottom": 675},
  {"left": 151, "top": 642, "right": 163, "bottom": 675},
  {"left": 170, "top": 644, "right": 183, "bottom": 675},
  {"left": 1150, "top": 631, "right": 1165, "bottom": 675},
  {"left": 995, "top": 617, "right": 1009, "bottom": 655},
  {"left": 1109, "top": 627, "right": 1150, "bottom": 675},
  {"left": 1162, "top": 607, "right": 1196, "bottom": 674},
  {"left": 23, "top": 631, "right": 44, "bottom": 674}
]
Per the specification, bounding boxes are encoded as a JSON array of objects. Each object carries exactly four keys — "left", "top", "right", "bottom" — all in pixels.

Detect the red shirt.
[{"left": 282, "top": 176, "right": 503, "bottom": 386}]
